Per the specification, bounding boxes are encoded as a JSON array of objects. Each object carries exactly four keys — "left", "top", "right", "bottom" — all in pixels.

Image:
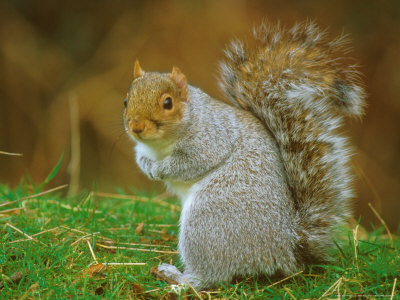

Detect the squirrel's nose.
[{"left": 130, "top": 120, "right": 145, "bottom": 135}]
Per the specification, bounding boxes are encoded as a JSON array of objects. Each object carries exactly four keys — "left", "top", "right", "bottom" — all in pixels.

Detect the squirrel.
[{"left": 123, "top": 21, "right": 366, "bottom": 290}]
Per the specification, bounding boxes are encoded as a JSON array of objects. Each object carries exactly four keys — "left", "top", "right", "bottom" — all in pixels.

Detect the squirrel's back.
[{"left": 219, "top": 21, "right": 366, "bottom": 264}]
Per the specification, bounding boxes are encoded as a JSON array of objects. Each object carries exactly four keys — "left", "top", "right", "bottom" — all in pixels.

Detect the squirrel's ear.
[
  {"left": 133, "top": 60, "right": 144, "bottom": 79},
  {"left": 170, "top": 66, "right": 188, "bottom": 101}
]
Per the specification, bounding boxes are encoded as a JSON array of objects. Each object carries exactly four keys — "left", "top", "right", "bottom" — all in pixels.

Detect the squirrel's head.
[{"left": 123, "top": 60, "right": 188, "bottom": 143}]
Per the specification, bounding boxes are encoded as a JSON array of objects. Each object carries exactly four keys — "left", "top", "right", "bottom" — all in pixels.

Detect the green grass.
[{"left": 0, "top": 180, "right": 399, "bottom": 299}]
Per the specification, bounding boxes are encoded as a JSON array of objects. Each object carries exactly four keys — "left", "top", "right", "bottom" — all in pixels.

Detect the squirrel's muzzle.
[{"left": 129, "top": 119, "right": 146, "bottom": 134}]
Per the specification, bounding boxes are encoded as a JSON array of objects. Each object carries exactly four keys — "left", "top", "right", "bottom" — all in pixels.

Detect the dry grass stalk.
[
  {"left": 77, "top": 192, "right": 93, "bottom": 209},
  {"left": 138, "top": 288, "right": 162, "bottom": 294},
  {"left": 61, "top": 226, "right": 115, "bottom": 245},
  {"left": 318, "top": 276, "right": 343, "bottom": 299},
  {"left": 390, "top": 277, "right": 397, "bottom": 300},
  {"left": 19, "top": 283, "right": 39, "bottom": 300},
  {"left": 0, "top": 207, "right": 23, "bottom": 215},
  {"left": 187, "top": 282, "right": 202, "bottom": 299},
  {"left": 22, "top": 199, "right": 104, "bottom": 214},
  {"left": 102, "top": 262, "right": 146, "bottom": 266},
  {"left": 10, "top": 227, "right": 61, "bottom": 244},
  {"left": 0, "top": 184, "right": 68, "bottom": 208},
  {"left": 353, "top": 224, "right": 359, "bottom": 273},
  {"left": 150, "top": 224, "right": 177, "bottom": 227},
  {"left": 148, "top": 229, "right": 165, "bottom": 234},
  {"left": 97, "top": 243, "right": 178, "bottom": 254},
  {"left": 102, "top": 240, "right": 173, "bottom": 248},
  {"left": 265, "top": 271, "right": 303, "bottom": 289},
  {"left": 283, "top": 286, "right": 297, "bottom": 300},
  {"left": 70, "top": 232, "right": 100, "bottom": 246},
  {"left": 87, "top": 240, "right": 98, "bottom": 263},
  {"left": 61, "top": 226, "right": 86, "bottom": 234},
  {"left": 368, "top": 202, "right": 394, "bottom": 248},
  {"left": 5, "top": 223, "right": 40, "bottom": 244},
  {"left": 107, "top": 223, "right": 177, "bottom": 231}
]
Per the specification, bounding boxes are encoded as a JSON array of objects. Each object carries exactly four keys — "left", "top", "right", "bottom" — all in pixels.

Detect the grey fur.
[{"left": 136, "top": 87, "right": 300, "bottom": 289}]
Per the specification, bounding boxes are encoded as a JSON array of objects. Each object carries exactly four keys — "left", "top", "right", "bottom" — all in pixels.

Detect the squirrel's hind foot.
[
  {"left": 157, "top": 263, "right": 184, "bottom": 283},
  {"left": 157, "top": 263, "right": 206, "bottom": 290}
]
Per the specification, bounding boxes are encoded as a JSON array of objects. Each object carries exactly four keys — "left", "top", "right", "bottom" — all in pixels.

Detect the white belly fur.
[
  {"left": 135, "top": 141, "right": 198, "bottom": 204},
  {"left": 165, "top": 179, "right": 198, "bottom": 204}
]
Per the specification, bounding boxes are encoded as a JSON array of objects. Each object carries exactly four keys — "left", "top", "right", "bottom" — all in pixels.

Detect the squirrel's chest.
[
  {"left": 165, "top": 180, "right": 198, "bottom": 203},
  {"left": 135, "top": 141, "right": 173, "bottom": 160}
]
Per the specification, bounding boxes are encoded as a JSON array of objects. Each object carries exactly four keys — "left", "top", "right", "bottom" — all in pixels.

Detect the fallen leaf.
[
  {"left": 0, "top": 268, "right": 28, "bottom": 289},
  {"left": 84, "top": 263, "right": 106, "bottom": 278},
  {"left": 135, "top": 222, "right": 144, "bottom": 234},
  {"left": 161, "top": 229, "right": 176, "bottom": 242},
  {"left": 131, "top": 283, "right": 144, "bottom": 294},
  {"left": 95, "top": 286, "right": 105, "bottom": 295}
]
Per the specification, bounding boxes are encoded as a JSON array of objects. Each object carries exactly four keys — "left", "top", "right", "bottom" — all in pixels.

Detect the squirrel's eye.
[
  {"left": 163, "top": 97, "right": 173, "bottom": 110},
  {"left": 123, "top": 98, "right": 127, "bottom": 108}
]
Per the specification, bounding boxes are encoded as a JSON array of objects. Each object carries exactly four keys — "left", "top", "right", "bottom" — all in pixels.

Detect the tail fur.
[{"left": 219, "top": 21, "right": 366, "bottom": 264}]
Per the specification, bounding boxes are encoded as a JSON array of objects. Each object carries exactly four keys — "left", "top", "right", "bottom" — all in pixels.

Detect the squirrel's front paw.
[{"left": 151, "top": 167, "right": 164, "bottom": 180}]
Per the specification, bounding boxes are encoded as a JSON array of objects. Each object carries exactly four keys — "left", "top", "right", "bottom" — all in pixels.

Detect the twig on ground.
[
  {"left": 107, "top": 223, "right": 177, "bottom": 231},
  {"left": 0, "top": 207, "right": 23, "bottom": 215},
  {"left": 150, "top": 224, "right": 177, "bottom": 227},
  {"left": 0, "top": 184, "right": 68, "bottom": 208},
  {"left": 102, "top": 262, "right": 146, "bottom": 266},
  {"left": 148, "top": 229, "right": 165, "bottom": 234},
  {"left": 87, "top": 240, "right": 98, "bottom": 263},
  {"left": 23, "top": 199, "right": 104, "bottom": 214},
  {"left": 5, "top": 223, "right": 45, "bottom": 245},
  {"left": 139, "top": 288, "right": 162, "bottom": 294},
  {"left": 97, "top": 243, "right": 178, "bottom": 254},
  {"left": 390, "top": 278, "right": 397, "bottom": 300},
  {"left": 101, "top": 240, "right": 173, "bottom": 248},
  {"left": 9, "top": 227, "right": 60, "bottom": 244}
]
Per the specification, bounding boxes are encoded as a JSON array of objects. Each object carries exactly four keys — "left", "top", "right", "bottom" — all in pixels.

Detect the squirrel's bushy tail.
[{"left": 219, "top": 21, "right": 366, "bottom": 265}]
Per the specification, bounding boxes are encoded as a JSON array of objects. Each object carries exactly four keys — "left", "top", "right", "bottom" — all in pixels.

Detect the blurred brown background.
[{"left": 0, "top": 0, "right": 399, "bottom": 230}]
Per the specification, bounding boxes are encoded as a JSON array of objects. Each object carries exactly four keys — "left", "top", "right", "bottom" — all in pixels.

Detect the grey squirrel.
[{"left": 123, "top": 21, "right": 366, "bottom": 290}]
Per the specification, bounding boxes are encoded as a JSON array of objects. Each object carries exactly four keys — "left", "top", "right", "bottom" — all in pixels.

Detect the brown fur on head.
[{"left": 123, "top": 61, "right": 188, "bottom": 142}]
